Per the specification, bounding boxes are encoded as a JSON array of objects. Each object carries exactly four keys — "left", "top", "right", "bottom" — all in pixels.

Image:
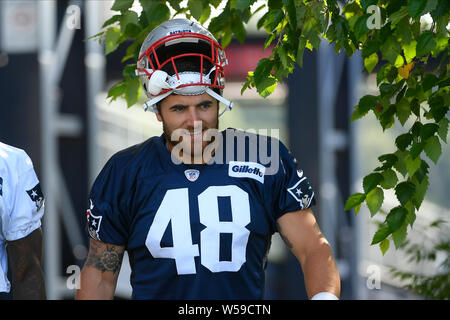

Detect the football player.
[
  {"left": 0, "top": 142, "right": 46, "bottom": 299},
  {"left": 76, "top": 19, "right": 340, "bottom": 300}
]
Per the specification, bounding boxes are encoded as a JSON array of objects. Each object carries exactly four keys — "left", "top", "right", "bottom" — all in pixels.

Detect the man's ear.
[{"left": 156, "top": 112, "right": 163, "bottom": 122}]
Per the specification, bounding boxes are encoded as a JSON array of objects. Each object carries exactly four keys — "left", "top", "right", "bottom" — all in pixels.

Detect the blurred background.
[{"left": 0, "top": 0, "right": 448, "bottom": 300}]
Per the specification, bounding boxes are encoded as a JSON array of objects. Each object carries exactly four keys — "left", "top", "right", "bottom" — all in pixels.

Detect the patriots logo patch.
[
  {"left": 86, "top": 199, "right": 102, "bottom": 241},
  {"left": 287, "top": 177, "right": 314, "bottom": 209},
  {"left": 26, "top": 183, "right": 44, "bottom": 210}
]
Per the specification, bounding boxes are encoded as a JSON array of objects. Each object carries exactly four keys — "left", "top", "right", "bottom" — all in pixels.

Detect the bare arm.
[
  {"left": 6, "top": 228, "right": 46, "bottom": 299},
  {"left": 276, "top": 208, "right": 341, "bottom": 299},
  {"left": 75, "top": 238, "right": 124, "bottom": 300}
]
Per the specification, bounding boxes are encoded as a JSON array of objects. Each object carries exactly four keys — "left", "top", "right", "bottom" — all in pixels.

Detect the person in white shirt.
[{"left": 0, "top": 142, "right": 46, "bottom": 299}]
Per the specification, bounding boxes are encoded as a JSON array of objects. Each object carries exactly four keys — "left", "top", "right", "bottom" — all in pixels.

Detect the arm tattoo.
[
  {"left": 85, "top": 240, "right": 124, "bottom": 274},
  {"left": 276, "top": 222, "right": 293, "bottom": 249},
  {"left": 6, "top": 228, "right": 46, "bottom": 299}
]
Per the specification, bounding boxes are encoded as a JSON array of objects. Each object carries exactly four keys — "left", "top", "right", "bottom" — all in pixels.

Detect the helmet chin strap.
[{"left": 205, "top": 88, "right": 233, "bottom": 117}]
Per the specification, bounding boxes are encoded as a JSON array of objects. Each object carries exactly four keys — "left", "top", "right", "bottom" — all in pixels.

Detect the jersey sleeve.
[
  {"left": 271, "top": 141, "right": 316, "bottom": 221},
  {"left": 86, "top": 158, "right": 130, "bottom": 246},
  {"left": 4, "top": 153, "right": 44, "bottom": 241}
]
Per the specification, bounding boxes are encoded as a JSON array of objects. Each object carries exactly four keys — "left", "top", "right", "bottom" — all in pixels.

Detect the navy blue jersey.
[{"left": 86, "top": 129, "right": 315, "bottom": 299}]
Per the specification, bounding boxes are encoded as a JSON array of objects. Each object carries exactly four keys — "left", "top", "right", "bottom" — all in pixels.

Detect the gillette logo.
[{"left": 228, "top": 161, "right": 265, "bottom": 183}]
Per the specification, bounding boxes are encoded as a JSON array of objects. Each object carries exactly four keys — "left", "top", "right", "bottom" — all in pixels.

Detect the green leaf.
[
  {"left": 364, "top": 53, "right": 379, "bottom": 73},
  {"left": 380, "top": 83, "right": 395, "bottom": 98},
  {"left": 371, "top": 225, "right": 391, "bottom": 245},
  {"left": 268, "top": 0, "right": 283, "bottom": 10},
  {"left": 235, "top": 0, "right": 255, "bottom": 10},
  {"left": 423, "top": 135, "right": 442, "bottom": 164},
  {"left": 188, "top": 0, "right": 203, "bottom": 20},
  {"left": 264, "top": 33, "right": 276, "bottom": 50},
  {"left": 366, "top": 187, "right": 384, "bottom": 217},
  {"left": 380, "top": 169, "right": 398, "bottom": 189},
  {"left": 142, "top": 2, "right": 171, "bottom": 26},
  {"left": 437, "top": 117, "right": 449, "bottom": 142},
  {"left": 395, "top": 181, "right": 416, "bottom": 206},
  {"left": 102, "top": 15, "right": 121, "bottom": 28},
  {"left": 407, "top": 0, "right": 426, "bottom": 18},
  {"left": 221, "top": 30, "right": 233, "bottom": 47},
  {"left": 358, "top": 95, "right": 379, "bottom": 114},
  {"left": 380, "top": 36, "right": 402, "bottom": 64},
  {"left": 410, "top": 98, "right": 420, "bottom": 117},
  {"left": 380, "top": 239, "right": 390, "bottom": 256},
  {"left": 395, "top": 133, "right": 413, "bottom": 150},
  {"left": 122, "top": 64, "right": 137, "bottom": 80},
  {"left": 353, "top": 15, "right": 370, "bottom": 40},
  {"left": 125, "top": 78, "right": 140, "bottom": 108},
  {"left": 253, "top": 57, "right": 277, "bottom": 97},
  {"left": 392, "top": 223, "right": 407, "bottom": 249},
  {"left": 410, "top": 142, "right": 424, "bottom": 159},
  {"left": 422, "top": 74, "right": 439, "bottom": 92},
  {"left": 351, "top": 105, "right": 369, "bottom": 122},
  {"left": 429, "top": 94, "right": 447, "bottom": 123},
  {"left": 411, "top": 121, "right": 423, "bottom": 138},
  {"left": 403, "top": 40, "right": 417, "bottom": 63},
  {"left": 389, "top": 6, "right": 409, "bottom": 26},
  {"left": 111, "top": 0, "right": 134, "bottom": 12},
  {"left": 376, "top": 153, "right": 398, "bottom": 171},
  {"left": 263, "top": 9, "right": 284, "bottom": 33},
  {"left": 231, "top": 16, "right": 247, "bottom": 43},
  {"left": 380, "top": 104, "right": 396, "bottom": 131},
  {"left": 120, "top": 10, "right": 140, "bottom": 38},
  {"left": 257, "top": 75, "right": 278, "bottom": 98},
  {"left": 361, "top": 0, "right": 377, "bottom": 12},
  {"left": 412, "top": 176, "right": 429, "bottom": 210},
  {"left": 416, "top": 31, "right": 436, "bottom": 57},
  {"left": 296, "top": 37, "right": 307, "bottom": 67},
  {"left": 198, "top": 4, "right": 211, "bottom": 24},
  {"left": 413, "top": 159, "right": 429, "bottom": 183},
  {"left": 405, "top": 202, "right": 417, "bottom": 227},
  {"left": 420, "top": 123, "right": 439, "bottom": 140},
  {"left": 275, "top": 45, "right": 292, "bottom": 70},
  {"left": 107, "top": 81, "right": 126, "bottom": 102},
  {"left": 104, "top": 27, "right": 121, "bottom": 55},
  {"left": 393, "top": 150, "right": 408, "bottom": 177},
  {"left": 209, "top": 0, "right": 222, "bottom": 8},
  {"left": 362, "top": 38, "right": 381, "bottom": 59},
  {"left": 405, "top": 154, "right": 422, "bottom": 176},
  {"left": 386, "top": 206, "right": 408, "bottom": 232},
  {"left": 396, "top": 99, "right": 411, "bottom": 126},
  {"left": 284, "top": 0, "right": 297, "bottom": 28},
  {"left": 344, "top": 193, "right": 366, "bottom": 213},
  {"left": 363, "top": 173, "right": 383, "bottom": 194},
  {"left": 295, "top": 2, "right": 307, "bottom": 25}
]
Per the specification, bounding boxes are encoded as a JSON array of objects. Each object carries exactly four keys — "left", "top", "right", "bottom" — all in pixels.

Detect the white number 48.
[{"left": 145, "top": 185, "right": 251, "bottom": 275}]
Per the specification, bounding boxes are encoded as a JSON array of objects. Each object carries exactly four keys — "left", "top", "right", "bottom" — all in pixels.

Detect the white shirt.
[{"left": 0, "top": 142, "right": 44, "bottom": 292}]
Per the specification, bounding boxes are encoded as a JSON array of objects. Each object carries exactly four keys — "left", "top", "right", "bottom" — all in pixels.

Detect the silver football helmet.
[{"left": 136, "top": 18, "right": 233, "bottom": 115}]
